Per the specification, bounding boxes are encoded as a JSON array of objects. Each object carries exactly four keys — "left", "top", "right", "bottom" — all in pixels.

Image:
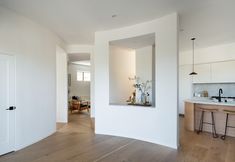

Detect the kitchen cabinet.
[
  {"left": 184, "top": 101, "right": 235, "bottom": 137},
  {"left": 192, "top": 64, "right": 211, "bottom": 83},
  {"left": 184, "top": 102, "right": 194, "bottom": 131},
  {"left": 211, "top": 61, "right": 235, "bottom": 83},
  {"left": 192, "top": 60, "right": 235, "bottom": 83}
]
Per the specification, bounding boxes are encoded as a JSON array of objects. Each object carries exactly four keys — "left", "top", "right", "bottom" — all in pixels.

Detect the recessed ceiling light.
[{"left": 112, "top": 14, "right": 117, "bottom": 18}]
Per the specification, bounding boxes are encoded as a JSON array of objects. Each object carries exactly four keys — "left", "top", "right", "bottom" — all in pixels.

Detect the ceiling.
[
  {"left": 68, "top": 53, "right": 90, "bottom": 61},
  {"left": 110, "top": 33, "right": 155, "bottom": 49},
  {"left": 0, "top": 0, "right": 235, "bottom": 51},
  {"left": 70, "top": 60, "right": 91, "bottom": 66}
]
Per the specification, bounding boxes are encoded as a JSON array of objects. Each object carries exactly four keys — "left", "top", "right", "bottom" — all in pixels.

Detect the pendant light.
[{"left": 189, "top": 38, "right": 197, "bottom": 75}]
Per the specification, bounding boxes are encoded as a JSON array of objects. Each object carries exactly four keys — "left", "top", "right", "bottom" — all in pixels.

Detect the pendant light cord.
[
  {"left": 191, "top": 38, "right": 195, "bottom": 72},
  {"left": 189, "top": 38, "right": 197, "bottom": 75}
]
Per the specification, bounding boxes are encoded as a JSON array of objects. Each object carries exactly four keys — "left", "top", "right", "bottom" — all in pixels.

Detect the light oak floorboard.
[{"left": 0, "top": 112, "right": 235, "bottom": 162}]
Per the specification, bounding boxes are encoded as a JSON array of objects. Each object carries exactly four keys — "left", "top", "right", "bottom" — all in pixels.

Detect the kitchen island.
[{"left": 184, "top": 98, "right": 235, "bottom": 137}]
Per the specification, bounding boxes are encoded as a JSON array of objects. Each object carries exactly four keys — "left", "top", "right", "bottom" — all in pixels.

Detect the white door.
[{"left": 0, "top": 54, "right": 15, "bottom": 155}]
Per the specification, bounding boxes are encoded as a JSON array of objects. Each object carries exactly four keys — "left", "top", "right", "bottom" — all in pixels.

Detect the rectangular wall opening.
[{"left": 109, "top": 33, "right": 155, "bottom": 107}]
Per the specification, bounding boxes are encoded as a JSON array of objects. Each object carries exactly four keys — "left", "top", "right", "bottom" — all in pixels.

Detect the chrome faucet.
[{"left": 218, "top": 88, "right": 223, "bottom": 102}]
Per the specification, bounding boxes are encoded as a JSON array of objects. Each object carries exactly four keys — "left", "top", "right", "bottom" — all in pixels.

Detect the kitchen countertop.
[
  {"left": 185, "top": 97, "right": 235, "bottom": 107},
  {"left": 184, "top": 97, "right": 235, "bottom": 137}
]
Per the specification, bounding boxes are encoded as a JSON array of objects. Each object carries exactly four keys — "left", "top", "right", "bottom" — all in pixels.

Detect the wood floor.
[{"left": 1, "top": 112, "right": 235, "bottom": 162}]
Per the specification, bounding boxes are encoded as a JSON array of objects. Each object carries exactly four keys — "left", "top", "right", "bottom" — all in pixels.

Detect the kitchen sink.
[{"left": 211, "top": 96, "right": 235, "bottom": 103}]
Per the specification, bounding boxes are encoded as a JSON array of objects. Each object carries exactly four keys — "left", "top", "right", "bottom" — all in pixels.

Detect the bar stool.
[
  {"left": 197, "top": 107, "right": 219, "bottom": 138},
  {"left": 221, "top": 109, "right": 235, "bottom": 140}
]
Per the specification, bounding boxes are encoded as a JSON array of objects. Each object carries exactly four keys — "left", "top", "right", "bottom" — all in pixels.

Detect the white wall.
[
  {"left": 68, "top": 63, "right": 90, "bottom": 99},
  {"left": 56, "top": 46, "right": 68, "bottom": 123},
  {"left": 109, "top": 46, "right": 136, "bottom": 104},
  {"left": 135, "top": 46, "right": 153, "bottom": 104},
  {"left": 94, "top": 13, "right": 178, "bottom": 148},
  {"left": 180, "top": 42, "right": 235, "bottom": 65},
  {"left": 178, "top": 65, "right": 193, "bottom": 114},
  {"left": 0, "top": 7, "right": 65, "bottom": 150}
]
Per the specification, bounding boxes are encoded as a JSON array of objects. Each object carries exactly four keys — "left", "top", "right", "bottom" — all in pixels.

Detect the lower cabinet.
[
  {"left": 184, "top": 102, "right": 235, "bottom": 137},
  {"left": 184, "top": 102, "right": 194, "bottom": 131}
]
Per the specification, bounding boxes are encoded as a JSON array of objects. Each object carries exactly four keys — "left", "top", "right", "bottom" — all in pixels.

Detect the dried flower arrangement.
[{"left": 128, "top": 76, "right": 152, "bottom": 104}]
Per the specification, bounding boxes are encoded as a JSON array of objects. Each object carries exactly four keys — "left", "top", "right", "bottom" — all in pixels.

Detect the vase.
[{"left": 141, "top": 93, "right": 146, "bottom": 104}]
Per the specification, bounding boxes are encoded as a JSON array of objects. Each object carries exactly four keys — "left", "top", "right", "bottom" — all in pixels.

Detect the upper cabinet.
[
  {"left": 193, "top": 64, "right": 211, "bottom": 83},
  {"left": 192, "top": 60, "right": 235, "bottom": 83},
  {"left": 211, "top": 61, "right": 235, "bottom": 83}
]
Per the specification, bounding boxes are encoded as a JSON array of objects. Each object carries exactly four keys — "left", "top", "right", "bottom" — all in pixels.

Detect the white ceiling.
[
  {"left": 110, "top": 33, "right": 155, "bottom": 49},
  {"left": 0, "top": 0, "right": 235, "bottom": 51},
  {"left": 70, "top": 60, "right": 91, "bottom": 66},
  {"left": 68, "top": 53, "right": 90, "bottom": 61}
]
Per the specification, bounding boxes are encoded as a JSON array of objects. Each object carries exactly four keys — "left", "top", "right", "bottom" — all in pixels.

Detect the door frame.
[
  {"left": 66, "top": 45, "right": 95, "bottom": 118},
  {"left": 56, "top": 46, "right": 68, "bottom": 123}
]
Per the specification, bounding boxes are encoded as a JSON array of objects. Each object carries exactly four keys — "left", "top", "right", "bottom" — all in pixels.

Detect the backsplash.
[{"left": 193, "top": 83, "right": 235, "bottom": 97}]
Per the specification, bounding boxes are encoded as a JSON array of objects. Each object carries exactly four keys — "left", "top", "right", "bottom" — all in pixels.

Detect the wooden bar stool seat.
[
  {"left": 198, "top": 108, "right": 218, "bottom": 112},
  {"left": 223, "top": 109, "right": 235, "bottom": 115},
  {"left": 197, "top": 107, "right": 219, "bottom": 138},
  {"left": 221, "top": 109, "right": 235, "bottom": 140}
]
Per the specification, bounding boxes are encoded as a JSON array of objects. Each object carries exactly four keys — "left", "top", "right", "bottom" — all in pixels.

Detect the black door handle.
[{"left": 6, "top": 106, "right": 16, "bottom": 110}]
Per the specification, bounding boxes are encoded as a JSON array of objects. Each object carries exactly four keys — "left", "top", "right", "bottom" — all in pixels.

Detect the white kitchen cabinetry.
[
  {"left": 193, "top": 64, "right": 211, "bottom": 83},
  {"left": 179, "top": 61, "right": 235, "bottom": 114},
  {"left": 192, "top": 61, "right": 235, "bottom": 83},
  {"left": 211, "top": 61, "right": 235, "bottom": 83}
]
